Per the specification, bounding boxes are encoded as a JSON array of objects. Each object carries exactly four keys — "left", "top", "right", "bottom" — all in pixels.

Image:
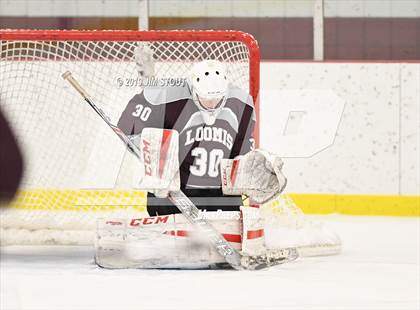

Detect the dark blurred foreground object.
[{"left": 0, "top": 106, "right": 23, "bottom": 202}]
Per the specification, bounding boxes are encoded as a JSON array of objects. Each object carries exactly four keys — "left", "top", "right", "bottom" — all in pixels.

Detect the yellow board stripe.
[
  {"left": 4, "top": 189, "right": 147, "bottom": 212},
  {"left": 288, "top": 193, "right": 420, "bottom": 216},
  {"left": 2, "top": 190, "right": 419, "bottom": 216}
]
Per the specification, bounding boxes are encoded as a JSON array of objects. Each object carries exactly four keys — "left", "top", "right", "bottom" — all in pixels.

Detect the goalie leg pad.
[
  {"left": 240, "top": 206, "right": 266, "bottom": 256},
  {"left": 95, "top": 212, "right": 243, "bottom": 269}
]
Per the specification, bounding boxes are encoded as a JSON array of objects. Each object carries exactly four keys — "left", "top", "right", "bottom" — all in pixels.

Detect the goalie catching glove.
[{"left": 221, "top": 149, "right": 287, "bottom": 204}]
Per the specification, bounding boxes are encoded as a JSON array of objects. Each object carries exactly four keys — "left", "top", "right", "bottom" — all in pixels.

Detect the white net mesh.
[
  {"left": 0, "top": 31, "right": 255, "bottom": 245},
  {"left": 261, "top": 195, "right": 342, "bottom": 256}
]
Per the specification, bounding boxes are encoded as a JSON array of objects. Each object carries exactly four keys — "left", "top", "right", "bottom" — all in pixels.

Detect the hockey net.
[
  {"left": 0, "top": 30, "right": 340, "bottom": 255},
  {"left": 0, "top": 30, "right": 259, "bottom": 245}
]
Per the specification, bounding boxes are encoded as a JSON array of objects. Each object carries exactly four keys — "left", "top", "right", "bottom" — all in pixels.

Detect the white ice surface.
[{"left": 1, "top": 216, "right": 419, "bottom": 310}]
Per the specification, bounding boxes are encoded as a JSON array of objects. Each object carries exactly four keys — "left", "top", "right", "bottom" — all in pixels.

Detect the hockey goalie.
[{"left": 95, "top": 59, "right": 341, "bottom": 269}]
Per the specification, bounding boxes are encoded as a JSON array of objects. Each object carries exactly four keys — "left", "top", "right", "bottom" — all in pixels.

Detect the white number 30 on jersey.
[
  {"left": 132, "top": 104, "right": 152, "bottom": 121},
  {"left": 190, "top": 147, "right": 224, "bottom": 178}
]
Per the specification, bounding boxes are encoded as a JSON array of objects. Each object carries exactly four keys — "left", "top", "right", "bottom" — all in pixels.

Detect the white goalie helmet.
[{"left": 189, "top": 60, "right": 229, "bottom": 125}]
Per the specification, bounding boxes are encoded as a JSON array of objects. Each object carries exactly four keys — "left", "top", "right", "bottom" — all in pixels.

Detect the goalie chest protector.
[{"left": 117, "top": 84, "right": 256, "bottom": 190}]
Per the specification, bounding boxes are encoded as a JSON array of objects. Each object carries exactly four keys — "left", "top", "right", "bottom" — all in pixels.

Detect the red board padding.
[{"left": 0, "top": 106, "right": 23, "bottom": 202}]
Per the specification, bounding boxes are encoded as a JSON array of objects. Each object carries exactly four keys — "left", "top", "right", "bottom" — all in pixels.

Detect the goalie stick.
[{"left": 62, "top": 71, "right": 298, "bottom": 270}]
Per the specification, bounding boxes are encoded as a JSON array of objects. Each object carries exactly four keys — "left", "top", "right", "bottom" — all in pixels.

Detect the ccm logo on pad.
[
  {"left": 130, "top": 215, "right": 170, "bottom": 226},
  {"left": 142, "top": 139, "right": 152, "bottom": 176}
]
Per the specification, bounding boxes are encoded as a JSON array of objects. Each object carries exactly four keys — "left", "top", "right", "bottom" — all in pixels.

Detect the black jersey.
[{"left": 117, "top": 84, "right": 255, "bottom": 215}]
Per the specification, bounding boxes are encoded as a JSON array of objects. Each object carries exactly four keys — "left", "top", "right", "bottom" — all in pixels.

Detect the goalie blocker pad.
[
  {"left": 138, "top": 128, "right": 180, "bottom": 197},
  {"left": 95, "top": 207, "right": 265, "bottom": 269}
]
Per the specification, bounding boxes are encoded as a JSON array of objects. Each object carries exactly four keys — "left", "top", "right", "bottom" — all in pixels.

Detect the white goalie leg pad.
[
  {"left": 240, "top": 206, "right": 266, "bottom": 256},
  {"left": 138, "top": 128, "right": 180, "bottom": 197},
  {"left": 95, "top": 211, "right": 244, "bottom": 269}
]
